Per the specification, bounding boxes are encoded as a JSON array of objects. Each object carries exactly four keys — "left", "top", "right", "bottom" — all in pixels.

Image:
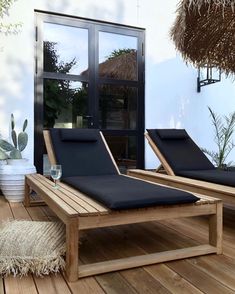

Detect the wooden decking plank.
[
  {"left": 0, "top": 279, "right": 4, "bottom": 294},
  {"left": 26, "top": 206, "right": 51, "bottom": 221},
  {"left": 0, "top": 197, "right": 13, "bottom": 221},
  {"left": 66, "top": 276, "right": 106, "bottom": 294},
  {"left": 10, "top": 202, "right": 31, "bottom": 220},
  {"left": 120, "top": 268, "right": 171, "bottom": 294},
  {"left": 188, "top": 255, "right": 235, "bottom": 291},
  {"left": 4, "top": 276, "right": 38, "bottom": 294},
  {"left": 34, "top": 275, "right": 72, "bottom": 294},
  {"left": 167, "top": 260, "right": 234, "bottom": 294},
  {"left": 145, "top": 264, "right": 203, "bottom": 294}
]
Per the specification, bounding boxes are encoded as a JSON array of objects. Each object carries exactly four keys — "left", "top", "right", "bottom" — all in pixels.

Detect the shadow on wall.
[
  {"left": 144, "top": 55, "right": 209, "bottom": 169},
  {"left": 145, "top": 55, "right": 207, "bottom": 129},
  {"left": 144, "top": 54, "right": 235, "bottom": 168}
]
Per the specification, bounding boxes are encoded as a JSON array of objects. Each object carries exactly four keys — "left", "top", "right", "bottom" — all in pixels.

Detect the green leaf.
[
  {"left": 0, "top": 149, "right": 8, "bottom": 160},
  {"left": 11, "top": 129, "right": 17, "bottom": 148},
  {"left": 23, "top": 119, "right": 28, "bottom": 132},
  {"left": 10, "top": 149, "right": 22, "bottom": 159},
  {"left": 0, "top": 139, "right": 15, "bottom": 151},
  {"left": 18, "top": 132, "right": 28, "bottom": 151},
  {"left": 11, "top": 113, "right": 15, "bottom": 130}
]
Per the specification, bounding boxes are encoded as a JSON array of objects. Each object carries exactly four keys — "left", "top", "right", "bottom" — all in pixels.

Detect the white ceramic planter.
[{"left": 0, "top": 159, "right": 36, "bottom": 202}]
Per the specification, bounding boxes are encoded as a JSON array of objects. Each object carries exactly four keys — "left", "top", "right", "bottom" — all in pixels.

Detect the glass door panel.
[
  {"left": 43, "top": 80, "right": 89, "bottom": 128},
  {"left": 99, "top": 32, "right": 138, "bottom": 81},
  {"left": 99, "top": 84, "right": 137, "bottom": 129},
  {"left": 43, "top": 23, "right": 88, "bottom": 76},
  {"left": 35, "top": 12, "right": 145, "bottom": 174},
  {"left": 43, "top": 79, "right": 89, "bottom": 174},
  {"left": 104, "top": 135, "right": 137, "bottom": 172}
]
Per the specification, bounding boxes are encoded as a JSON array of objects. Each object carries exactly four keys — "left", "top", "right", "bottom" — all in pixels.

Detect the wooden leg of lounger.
[
  {"left": 209, "top": 202, "right": 223, "bottom": 254},
  {"left": 66, "top": 218, "right": 79, "bottom": 282},
  {"left": 24, "top": 178, "right": 31, "bottom": 207}
]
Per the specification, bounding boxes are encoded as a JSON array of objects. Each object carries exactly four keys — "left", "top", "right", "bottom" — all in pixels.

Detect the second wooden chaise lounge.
[{"left": 128, "top": 128, "right": 235, "bottom": 206}]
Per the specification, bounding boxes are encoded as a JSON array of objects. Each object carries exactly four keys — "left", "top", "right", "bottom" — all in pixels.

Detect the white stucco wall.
[{"left": 0, "top": 0, "right": 235, "bottom": 167}]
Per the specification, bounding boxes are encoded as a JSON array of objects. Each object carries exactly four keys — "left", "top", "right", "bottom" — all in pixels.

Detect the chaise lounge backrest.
[
  {"left": 49, "top": 128, "right": 119, "bottom": 178},
  {"left": 147, "top": 129, "right": 215, "bottom": 174}
]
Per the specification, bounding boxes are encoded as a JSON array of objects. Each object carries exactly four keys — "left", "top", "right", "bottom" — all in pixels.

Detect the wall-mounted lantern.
[{"left": 197, "top": 66, "right": 221, "bottom": 93}]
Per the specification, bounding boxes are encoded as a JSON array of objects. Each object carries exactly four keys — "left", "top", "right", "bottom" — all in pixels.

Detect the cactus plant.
[{"left": 0, "top": 114, "right": 28, "bottom": 159}]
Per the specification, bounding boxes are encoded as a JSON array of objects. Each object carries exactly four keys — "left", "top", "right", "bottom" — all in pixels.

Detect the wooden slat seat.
[{"left": 26, "top": 174, "right": 109, "bottom": 217}]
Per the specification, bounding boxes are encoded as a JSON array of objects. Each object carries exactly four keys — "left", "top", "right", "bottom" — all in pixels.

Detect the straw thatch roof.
[
  {"left": 81, "top": 50, "right": 137, "bottom": 80},
  {"left": 99, "top": 50, "right": 137, "bottom": 80},
  {"left": 171, "top": 0, "right": 235, "bottom": 75}
]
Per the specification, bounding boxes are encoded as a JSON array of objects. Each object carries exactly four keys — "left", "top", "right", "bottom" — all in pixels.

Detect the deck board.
[{"left": 1, "top": 195, "right": 235, "bottom": 293}]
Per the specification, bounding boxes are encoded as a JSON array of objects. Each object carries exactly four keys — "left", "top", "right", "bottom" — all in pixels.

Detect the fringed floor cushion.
[{"left": 0, "top": 220, "right": 65, "bottom": 277}]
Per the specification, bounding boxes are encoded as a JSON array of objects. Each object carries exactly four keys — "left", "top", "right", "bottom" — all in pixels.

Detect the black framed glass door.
[{"left": 35, "top": 11, "right": 145, "bottom": 173}]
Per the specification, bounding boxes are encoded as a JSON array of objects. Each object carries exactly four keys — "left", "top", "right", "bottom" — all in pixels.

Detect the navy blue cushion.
[
  {"left": 147, "top": 129, "right": 215, "bottom": 173},
  {"left": 49, "top": 128, "right": 118, "bottom": 178},
  {"left": 60, "top": 129, "right": 97, "bottom": 142},
  {"left": 62, "top": 175, "right": 199, "bottom": 210},
  {"left": 157, "top": 129, "right": 189, "bottom": 140},
  {"left": 177, "top": 169, "right": 235, "bottom": 187}
]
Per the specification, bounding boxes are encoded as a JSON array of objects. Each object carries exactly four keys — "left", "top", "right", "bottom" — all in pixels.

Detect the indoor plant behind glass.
[{"left": 0, "top": 114, "right": 36, "bottom": 202}]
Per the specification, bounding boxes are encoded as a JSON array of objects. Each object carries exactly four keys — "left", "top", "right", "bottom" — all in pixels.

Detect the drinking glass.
[{"left": 50, "top": 164, "right": 62, "bottom": 189}]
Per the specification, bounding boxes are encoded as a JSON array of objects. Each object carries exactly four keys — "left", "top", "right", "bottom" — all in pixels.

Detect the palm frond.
[{"left": 203, "top": 107, "right": 235, "bottom": 168}]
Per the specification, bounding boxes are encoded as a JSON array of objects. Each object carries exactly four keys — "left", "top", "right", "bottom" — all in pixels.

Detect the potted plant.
[{"left": 0, "top": 114, "right": 36, "bottom": 202}]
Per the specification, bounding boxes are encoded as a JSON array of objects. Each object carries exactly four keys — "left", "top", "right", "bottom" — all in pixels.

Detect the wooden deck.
[{"left": 0, "top": 196, "right": 235, "bottom": 293}]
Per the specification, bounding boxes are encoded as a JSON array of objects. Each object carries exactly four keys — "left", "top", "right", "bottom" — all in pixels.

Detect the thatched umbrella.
[{"left": 171, "top": 0, "right": 235, "bottom": 75}]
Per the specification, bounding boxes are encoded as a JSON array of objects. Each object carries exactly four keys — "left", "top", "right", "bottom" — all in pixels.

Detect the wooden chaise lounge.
[
  {"left": 24, "top": 128, "right": 222, "bottom": 282},
  {"left": 128, "top": 128, "right": 235, "bottom": 206}
]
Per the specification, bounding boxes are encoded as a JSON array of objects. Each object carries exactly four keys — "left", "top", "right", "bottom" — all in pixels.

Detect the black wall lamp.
[{"left": 197, "top": 66, "right": 221, "bottom": 92}]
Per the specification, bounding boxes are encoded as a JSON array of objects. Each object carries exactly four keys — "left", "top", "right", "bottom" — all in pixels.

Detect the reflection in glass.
[
  {"left": 43, "top": 79, "right": 88, "bottom": 128},
  {"left": 43, "top": 22, "right": 88, "bottom": 75},
  {"left": 99, "top": 85, "right": 137, "bottom": 130},
  {"left": 99, "top": 32, "right": 137, "bottom": 80},
  {"left": 105, "top": 135, "right": 136, "bottom": 172}
]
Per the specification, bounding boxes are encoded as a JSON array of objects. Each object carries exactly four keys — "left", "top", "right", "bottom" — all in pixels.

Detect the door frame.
[{"left": 34, "top": 10, "right": 145, "bottom": 173}]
